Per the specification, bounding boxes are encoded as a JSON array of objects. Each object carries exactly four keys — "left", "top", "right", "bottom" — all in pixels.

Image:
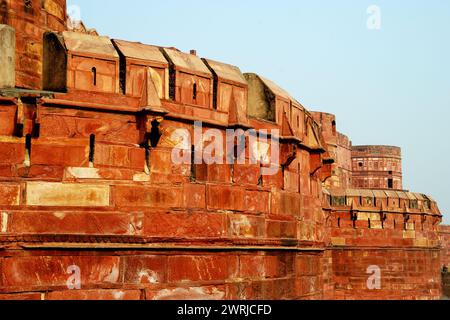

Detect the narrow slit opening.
[
  {"left": 258, "top": 162, "right": 263, "bottom": 187},
  {"left": 190, "top": 145, "right": 196, "bottom": 181},
  {"left": 144, "top": 138, "right": 151, "bottom": 175},
  {"left": 92, "top": 67, "right": 97, "bottom": 86},
  {"left": 24, "top": 134, "right": 32, "bottom": 167},
  {"left": 89, "top": 134, "right": 95, "bottom": 167},
  {"left": 193, "top": 82, "right": 197, "bottom": 101}
]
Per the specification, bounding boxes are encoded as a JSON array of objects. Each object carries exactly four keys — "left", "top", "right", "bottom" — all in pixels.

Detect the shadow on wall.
[
  {"left": 443, "top": 269, "right": 450, "bottom": 300},
  {"left": 0, "top": 1, "right": 7, "bottom": 24}
]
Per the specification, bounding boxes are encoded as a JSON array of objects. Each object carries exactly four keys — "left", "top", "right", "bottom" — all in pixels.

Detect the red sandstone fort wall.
[
  {"left": 0, "top": 0, "right": 448, "bottom": 301},
  {"left": 0, "top": 251, "right": 327, "bottom": 300},
  {"left": 330, "top": 249, "right": 441, "bottom": 300},
  {"left": 441, "top": 225, "right": 450, "bottom": 298},
  {"left": 0, "top": 107, "right": 329, "bottom": 299},
  {"left": 440, "top": 225, "right": 450, "bottom": 269},
  {"left": 324, "top": 189, "right": 442, "bottom": 300}
]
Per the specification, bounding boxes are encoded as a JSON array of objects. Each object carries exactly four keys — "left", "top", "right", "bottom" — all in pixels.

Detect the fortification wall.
[
  {"left": 0, "top": 24, "right": 333, "bottom": 299},
  {"left": 0, "top": 250, "right": 328, "bottom": 300},
  {"left": 0, "top": 1, "right": 447, "bottom": 300},
  {"left": 329, "top": 249, "right": 441, "bottom": 300},
  {"left": 325, "top": 190, "right": 442, "bottom": 300},
  {"left": 0, "top": 103, "right": 328, "bottom": 300}
]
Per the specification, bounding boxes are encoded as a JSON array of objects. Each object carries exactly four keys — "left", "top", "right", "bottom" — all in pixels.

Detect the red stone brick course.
[{"left": 0, "top": 0, "right": 446, "bottom": 301}]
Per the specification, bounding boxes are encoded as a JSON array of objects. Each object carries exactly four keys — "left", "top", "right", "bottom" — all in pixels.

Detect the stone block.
[
  {"left": 228, "top": 214, "right": 264, "bottom": 238},
  {"left": 266, "top": 220, "right": 296, "bottom": 239},
  {"left": 183, "top": 183, "right": 206, "bottom": 209},
  {"left": 0, "top": 138, "right": 25, "bottom": 165},
  {"left": 0, "top": 183, "right": 20, "bottom": 206},
  {"left": 123, "top": 256, "right": 167, "bottom": 285},
  {"left": 244, "top": 190, "right": 270, "bottom": 214},
  {"left": 31, "top": 141, "right": 89, "bottom": 167},
  {"left": 0, "top": 25, "right": 15, "bottom": 88},
  {"left": 207, "top": 185, "right": 245, "bottom": 212},
  {"left": 46, "top": 290, "right": 141, "bottom": 301},
  {"left": 146, "top": 286, "right": 226, "bottom": 300},
  {"left": 0, "top": 293, "right": 42, "bottom": 300},
  {"left": 114, "top": 185, "right": 182, "bottom": 208},
  {"left": 26, "top": 182, "right": 110, "bottom": 207},
  {"left": 143, "top": 211, "right": 225, "bottom": 238},
  {"left": 239, "top": 255, "right": 265, "bottom": 279},
  {"left": 8, "top": 211, "right": 142, "bottom": 235},
  {"left": 233, "top": 164, "right": 260, "bottom": 185},
  {"left": 96, "top": 144, "right": 145, "bottom": 170},
  {"left": 167, "top": 256, "right": 231, "bottom": 283},
  {"left": 0, "top": 256, "right": 120, "bottom": 290}
]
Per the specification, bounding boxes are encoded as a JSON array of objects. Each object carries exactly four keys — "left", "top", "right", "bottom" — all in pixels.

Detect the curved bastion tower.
[
  {"left": 352, "top": 145, "right": 403, "bottom": 190},
  {"left": 0, "top": 0, "right": 448, "bottom": 300}
]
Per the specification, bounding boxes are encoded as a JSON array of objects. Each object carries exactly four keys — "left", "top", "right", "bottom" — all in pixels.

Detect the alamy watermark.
[
  {"left": 170, "top": 121, "right": 281, "bottom": 176},
  {"left": 367, "top": 5, "right": 382, "bottom": 30},
  {"left": 367, "top": 265, "right": 381, "bottom": 290},
  {"left": 67, "top": 4, "right": 82, "bottom": 30},
  {"left": 66, "top": 265, "right": 81, "bottom": 290}
]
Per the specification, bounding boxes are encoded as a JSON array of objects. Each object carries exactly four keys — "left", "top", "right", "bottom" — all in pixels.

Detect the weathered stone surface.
[
  {"left": 207, "top": 185, "right": 246, "bottom": 211},
  {"left": 46, "top": 290, "right": 141, "bottom": 301},
  {"left": 123, "top": 256, "right": 167, "bottom": 285},
  {"left": 146, "top": 286, "right": 226, "bottom": 300},
  {"left": 0, "top": 25, "right": 15, "bottom": 88},
  {"left": 0, "top": 0, "right": 446, "bottom": 302},
  {"left": 0, "top": 256, "right": 120, "bottom": 291},
  {"left": 167, "top": 256, "right": 232, "bottom": 283},
  {"left": 8, "top": 211, "right": 142, "bottom": 235},
  {"left": 0, "top": 293, "right": 42, "bottom": 300},
  {"left": 114, "top": 185, "right": 182, "bottom": 208},
  {"left": 26, "top": 182, "right": 110, "bottom": 207},
  {"left": 0, "top": 137, "right": 25, "bottom": 165},
  {"left": 0, "top": 183, "right": 21, "bottom": 206},
  {"left": 143, "top": 211, "right": 226, "bottom": 238}
]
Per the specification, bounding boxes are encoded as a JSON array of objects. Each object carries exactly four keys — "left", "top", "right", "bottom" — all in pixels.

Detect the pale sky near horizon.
[{"left": 67, "top": 0, "right": 450, "bottom": 223}]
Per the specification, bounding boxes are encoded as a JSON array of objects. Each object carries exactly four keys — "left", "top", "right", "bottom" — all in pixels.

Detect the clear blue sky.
[{"left": 67, "top": 0, "right": 450, "bottom": 223}]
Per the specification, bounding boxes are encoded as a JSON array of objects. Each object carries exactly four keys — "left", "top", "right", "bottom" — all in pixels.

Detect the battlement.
[
  {"left": 326, "top": 188, "right": 440, "bottom": 215},
  {"left": 325, "top": 188, "right": 442, "bottom": 243},
  {"left": 352, "top": 145, "right": 402, "bottom": 158},
  {"left": 0, "top": 0, "right": 447, "bottom": 301},
  {"left": 337, "top": 132, "right": 351, "bottom": 149}
]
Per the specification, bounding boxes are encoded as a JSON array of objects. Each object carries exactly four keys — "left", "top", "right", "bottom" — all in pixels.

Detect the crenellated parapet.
[
  {"left": 0, "top": 27, "right": 332, "bottom": 250},
  {"left": 325, "top": 188, "right": 442, "bottom": 246},
  {"left": 0, "top": 0, "right": 447, "bottom": 300}
]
